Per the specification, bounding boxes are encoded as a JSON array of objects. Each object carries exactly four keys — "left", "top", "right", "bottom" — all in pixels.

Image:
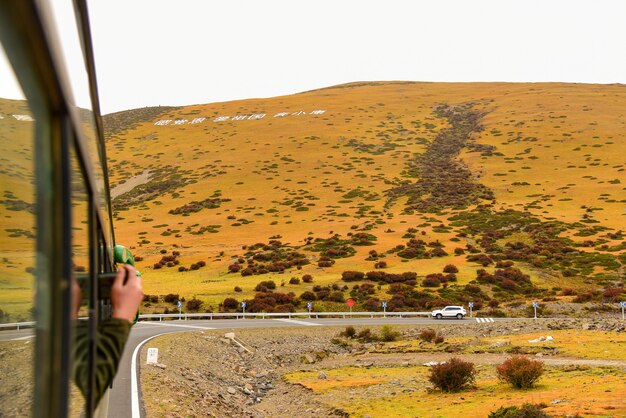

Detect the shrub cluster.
[
  {"left": 168, "top": 197, "right": 226, "bottom": 215},
  {"left": 476, "top": 267, "right": 539, "bottom": 295},
  {"left": 496, "top": 356, "right": 544, "bottom": 389},
  {"left": 341, "top": 270, "right": 418, "bottom": 285},
  {"left": 397, "top": 239, "right": 448, "bottom": 259},
  {"left": 229, "top": 240, "right": 310, "bottom": 276},
  {"left": 305, "top": 234, "right": 357, "bottom": 259},
  {"left": 417, "top": 328, "right": 445, "bottom": 344},
  {"left": 185, "top": 298, "right": 203, "bottom": 312},
  {"left": 428, "top": 357, "right": 476, "bottom": 392},
  {"left": 337, "top": 325, "right": 399, "bottom": 342},
  {"left": 153, "top": 251, "right": 181, "bottom": 270},
  {"left": 488, "top": 404, "right": 551, "bottom": 418}
]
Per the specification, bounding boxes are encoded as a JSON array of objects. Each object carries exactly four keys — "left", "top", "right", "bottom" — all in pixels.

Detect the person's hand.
[
  {"left": 72, "top": 278, "right": 82, "bottom": 320},
  {"left": 111, "top": 265, "right": 143, "bottom": 323}
]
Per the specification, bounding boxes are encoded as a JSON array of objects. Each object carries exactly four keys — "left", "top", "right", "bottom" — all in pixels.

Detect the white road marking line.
[
  {"left": 151, "top": 322, "right": 216, "bottom": 330},
  {"left": 131, "top": 324, "right": 215, "bottom": 417},
  {"left": 131, "top": 333, "right": 167, "bottom": 418},
  {"left": 11, "top": 335, "right": 35, "bottom": 341},
  {"left": 273, "top": 318, "right": 321, "bottom": 326}
]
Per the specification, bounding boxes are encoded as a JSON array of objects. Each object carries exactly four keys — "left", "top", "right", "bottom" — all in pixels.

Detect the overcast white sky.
[{"left": 2, "top": 0, "right": 625, "bottom": 114}]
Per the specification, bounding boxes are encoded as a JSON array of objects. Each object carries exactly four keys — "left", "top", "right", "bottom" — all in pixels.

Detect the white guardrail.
[
  {"left": 0, "top": 321, "right": 35, "bottom": 330},
  {"left": 138, "top": 311, "right": 432, "bottom": 321},
  {"left": 0, "top": 312, "right": 431, "bottom": 330}
]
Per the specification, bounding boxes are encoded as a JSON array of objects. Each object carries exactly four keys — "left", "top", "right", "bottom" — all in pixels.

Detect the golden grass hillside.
[{"left": 103, "top": 82, "right": 625, "bottom": 314}]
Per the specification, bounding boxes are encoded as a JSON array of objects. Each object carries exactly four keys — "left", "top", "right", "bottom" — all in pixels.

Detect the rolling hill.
[{"left": 66, "top": 82, "right": 626, "bottom": 314}]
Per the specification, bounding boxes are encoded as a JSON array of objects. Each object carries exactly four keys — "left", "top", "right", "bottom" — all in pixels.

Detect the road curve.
[{"left": 108, "top": 316, "right": 516, "bottom": 418}]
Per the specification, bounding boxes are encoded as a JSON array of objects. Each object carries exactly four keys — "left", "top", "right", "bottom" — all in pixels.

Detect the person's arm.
[{"left": 73, "top": 265, "right": 143, "bottom": 404}]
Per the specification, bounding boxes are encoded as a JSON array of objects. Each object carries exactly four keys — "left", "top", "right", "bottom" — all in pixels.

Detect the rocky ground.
[{"left": 139, "top": 318, "right": 626, "bottom": 417}]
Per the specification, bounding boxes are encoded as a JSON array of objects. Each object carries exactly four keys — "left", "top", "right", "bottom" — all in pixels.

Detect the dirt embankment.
[{"left": 139, "top": 318, "right": 625, "bottom": 417}]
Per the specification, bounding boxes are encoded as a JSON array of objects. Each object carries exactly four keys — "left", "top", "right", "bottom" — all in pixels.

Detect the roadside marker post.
[
  {"left": 468, "top": 302, "right": 474, "bottom": 318},
  {"left": 146, "top": 348, "right": 159, "bottom": 365},
  {"left": 241, "top": 301, "right": 247, "bottom": 317},
  {"left": 307, "top": 302, "right": 313, "bottom": 317},
  {"left": 620, "top": 301, "right": 626, "bottom": 320},
  {"left": 346, "top": 299, "right": 355, "bottom": 315},
  {"left": 382, "top": 301, "right": 388, "bottom": 318},
  {"left": 532, "top": 301, "right": 539, "bottom": 320},
  {"left": 177, "top": 300, "right": 182, "bottom": 319}
]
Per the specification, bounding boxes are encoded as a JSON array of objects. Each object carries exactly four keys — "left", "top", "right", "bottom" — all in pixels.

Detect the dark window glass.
[{"left": 0, "top": 42, "right": 36, "bottom": 415}]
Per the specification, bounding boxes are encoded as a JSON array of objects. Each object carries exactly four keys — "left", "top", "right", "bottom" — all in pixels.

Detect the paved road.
[
  {"left": 0, "top": 316, "right": 516, "bottom": 417},
  {"left": 108, "top": 316, "right": 516, "bottom": 418}
]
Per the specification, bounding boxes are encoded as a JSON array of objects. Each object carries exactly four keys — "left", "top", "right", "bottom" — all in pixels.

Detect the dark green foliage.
[
  {"left": 305, "top": 234, "right": 356, "bottom": 259},
  {"left": 449, "top": 207, "right": 621, "bottom": 280},
  {"left": 113, "top": 166, "right": 188, "bottom": 211},
  {"left": 169, "top": 197, "right": 229, "bottom": 215},
  {"left": 428, "top": 357, "right": 476, "bottom": 392},
  {"left": 387, "top": 103, "right": 494, "bottom": 212},
  {"left": 380, "top": 325, "right": 400, "bottom": 342},
  {"left": 488, "top": 404, "right": 551, "bottom": 418},
  {"left": 232, "top": 240, "right": 310, "bottom": 276}
]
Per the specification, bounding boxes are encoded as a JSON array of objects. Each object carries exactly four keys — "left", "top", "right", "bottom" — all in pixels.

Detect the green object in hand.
[
  {"left": 114, "top": 245, "right": 135, "bottom": 266},
  {"left": 113, "top": 245, "right": 140, "bottom": 324}
]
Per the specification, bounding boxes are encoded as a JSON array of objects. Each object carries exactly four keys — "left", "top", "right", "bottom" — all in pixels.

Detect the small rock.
[
  {"left": 303, "top": 353, "right": 316, "bottom": 364},
  {"left": 535, "top": 353, "right": 544, "bottom": 357},
  {"left": 423, "top": 361, "right": 441, "bottom": 367},
  {"left": 318, "top": 371, "right": 327, "bottom": 380},
  {"left": 227, "top": 387, "right": 237, "bottom": 395},
  {"left": 153, "top": 363, "right": 167, "bottom": 369},
  {"left": 551, "top": 399, "right": 566, "bottom": 404},
  {"left": 546, "top": 335, "right": 554, "bottom": 341}
]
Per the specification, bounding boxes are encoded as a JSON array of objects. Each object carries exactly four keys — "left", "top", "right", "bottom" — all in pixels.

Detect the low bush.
[
  {"left": 302, "top": 274, "right": 313, "bottom": 283},
  {"left": 255, "top": 280, "right": 277, "bottom": 291},
  {"left": 496, "top": 355, "right": 544, "bottom": 389},
  {"left": 357, "top": 328, "right": 374, "bottom": 342},
  {"left": 380, "top": 325, "right": 400, "bottom": 342},
  {"left": 222, "top": 297, "right": 239, "bottom": 310},
  {"left": 339, "top": 326, "right": 356, "bottom": 338},
  {"left": 488, "top": 403, "right": 551, "bottom": 418},
  {"left": 418, "top": 328, "right": 437, "bottom": 342},
  {"left": 185, "top": 298, "right": 203, "bottom": 312},
  {"left": 428, "top": 357, "right": 476, "bottom": 392},
  {"left": 163, "top": 293, "right": 179, "bottom": 304}
]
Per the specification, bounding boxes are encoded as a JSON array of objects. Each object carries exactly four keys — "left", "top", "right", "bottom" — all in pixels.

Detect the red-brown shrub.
[
  {"left": 496, "top": 356, "right": 544, "bottom": 389},
  {"left": 428, "top": 358, "right": 476, "bottom": 392}
]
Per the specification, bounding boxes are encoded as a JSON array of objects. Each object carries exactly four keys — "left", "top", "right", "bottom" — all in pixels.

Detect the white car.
[{"left": 431, "top": 306, "right": 467, "bottom": 319}]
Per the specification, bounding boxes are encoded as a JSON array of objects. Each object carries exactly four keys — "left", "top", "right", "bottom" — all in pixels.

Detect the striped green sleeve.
[{"left": 73, "top": 317, "right": 132, "bottom": 405}]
